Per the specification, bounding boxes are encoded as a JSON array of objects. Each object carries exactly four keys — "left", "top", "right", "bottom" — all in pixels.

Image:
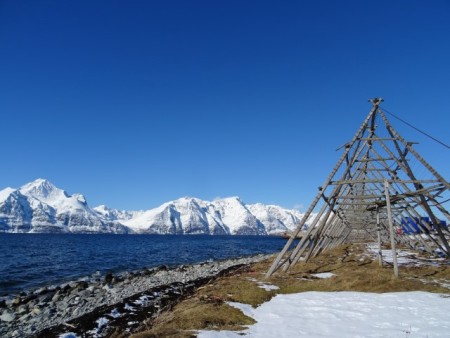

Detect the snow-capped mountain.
[
  {"left": 118, "top": 197, "right": 267, "bottom": 235},
  {"left": 0, "top": 179, "right": 128, "bottom": 233},
  {"left": 93, "top": 205, "right": 144, "bottom": 223},
  {"left": 119, "top": 197, "right": 230, "bottom": 235},
  {"left": 247, "top": 203, "right": 314, "bottom": 234},
  {"left": 211, "top": 197, "right": 266, "bottom": 235},
  {"left": 0, "top": 179, "right": 312, "bottom": 235},
  {"left": 105, "top": 196, "right": 309, "bottom": 235}
]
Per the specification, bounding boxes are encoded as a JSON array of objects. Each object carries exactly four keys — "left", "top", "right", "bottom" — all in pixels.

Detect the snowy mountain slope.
[
  {"left": 211, "top": 197, "right": 266, "bottom": 235},
  {"left": 120, "top": 198, "right": 230, "bottom": 235},
  {"left": 0, "top": 189, "right": 34, "bottom": 232},
  {"left": 0, "top": 179, "right": 313, "bottom": 235},
  {"left": 93, "top": 205, "right": 144, "bottom": 222},
  {"left": 0, "top": 179, "right": 128, "bottom": 233},
  {"left": 247, "top": 203, "right": 314, "bottom": 234},
  {"left": 118, "top": 197, "right": 308, "bottom": 235}
]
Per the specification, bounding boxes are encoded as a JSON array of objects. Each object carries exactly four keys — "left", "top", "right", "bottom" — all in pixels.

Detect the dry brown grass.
[
  {"left": 131, "top": 243, "right": 450, "bottom": 337},
  {"left": 271, "top": 244, "right": 450, "bottom": 294},
  {"left": 131, "top": 297, "right": 255, "bottom": 338}
]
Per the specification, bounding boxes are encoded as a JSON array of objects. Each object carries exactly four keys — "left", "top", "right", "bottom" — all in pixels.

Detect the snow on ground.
[
  {"left": 247, "top": 277, "right": 279, "bottom": 291},
  {"left": 59, "top": 333, "right": 78, "bottom": 338},
  {"left": 366, "top": 243, "right": 445, "bottom": 266},
  {"left": 367, "top": 243, "right": 419, "bottom": 265},
  {"left": 311, "top": 272, "right": 335, "bottom": 279},
  {"left": 197, "top": 291, "right": 450, "bottom": 338},
  {"left": 257, "top": 283, "right": 279, "bottom": 291}
]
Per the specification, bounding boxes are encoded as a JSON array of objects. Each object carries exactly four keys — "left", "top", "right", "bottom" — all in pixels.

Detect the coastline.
[
  {"left": 0, "top": 254, "right": 272, "bottom": 338},
  {"left": 0, "top": 233, "right": 288, "bottom": 298}
]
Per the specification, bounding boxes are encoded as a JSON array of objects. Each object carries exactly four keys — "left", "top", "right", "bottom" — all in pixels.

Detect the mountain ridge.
[{"left": 0, "top": 179, "right": 313, "bottom": 235}]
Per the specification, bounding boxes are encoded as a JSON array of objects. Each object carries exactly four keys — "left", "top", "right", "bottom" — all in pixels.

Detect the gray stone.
[
  {"left": 104, "top": 272, "right": 114, "bottom": 284},
  {"left": 31, "top": 307, "right": 41, "bottom": 316},
  {"left": 40, "top": 293, "right": 53, "bottom": 303},
  {"left": 17, "top": 305, "right": 27, "bottom": 315},
  {"left": 79, "top": 289, "right": 92, "bottom": 298},
  {"left": 19, "top": 313, "right": 31, "bottom": 322},
  {"left": 52, "top": 292, "right": 61, "bottom": 302},
  {"left": 77, "top": 281, "right": 89, "bottom": 290},
  {"left": 1, "top": 310, "right": 15, "bottom": 322},
  {"left": 35, "top": 287, "right": 48, "bottom": 295},
  {"left": 57, "top": 301, "right": 69, "bottom": 311},
  {"left": 11, "top": 297, "right": 21, "bottom": 306}
]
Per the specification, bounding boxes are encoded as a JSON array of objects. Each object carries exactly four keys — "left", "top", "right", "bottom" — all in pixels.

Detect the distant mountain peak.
[
  {"left": 20, "top": 178, "right": 61, "bottom": 200},
  {"left": 22, "top": 178, "right": 52, "bottom": 188},
  {"left": 21, "top": 178, "right": 56, "bottom": 190},
  {"left": 215, "top": 196, "right": 243, "bottom": 204},
  {"left": 0, "top": 179, "right": 128, "bottom": 234},
  {"left": 174, "top": 196, "right": 201, "bottom": 203}
]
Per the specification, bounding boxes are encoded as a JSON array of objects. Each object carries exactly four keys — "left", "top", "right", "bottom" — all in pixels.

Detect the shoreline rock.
[{"left": 0, "top": 254, "right": 271, "bottom": 338}]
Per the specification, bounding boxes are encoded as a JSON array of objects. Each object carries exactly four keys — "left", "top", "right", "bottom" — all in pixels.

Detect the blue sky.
[{"left": 1, "top": 0, "right": 449, "bottom": 211}]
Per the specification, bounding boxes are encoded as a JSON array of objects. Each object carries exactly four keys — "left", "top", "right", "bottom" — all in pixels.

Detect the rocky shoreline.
[{"left": 0, "top": 254, "right": 271, "bottom": 337}]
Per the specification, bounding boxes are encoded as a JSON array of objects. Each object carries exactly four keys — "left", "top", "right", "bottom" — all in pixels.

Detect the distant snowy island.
[{"left": 0, "top": 179, "right": 313, "bottom": 235}]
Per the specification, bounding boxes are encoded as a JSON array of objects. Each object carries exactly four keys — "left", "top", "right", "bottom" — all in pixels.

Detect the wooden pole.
[
  {"left": 376, "top": 207, "right": 383, "bottom": 267},
  {"left": 384, "top": 179, "right": 399, "bottom": 277}
]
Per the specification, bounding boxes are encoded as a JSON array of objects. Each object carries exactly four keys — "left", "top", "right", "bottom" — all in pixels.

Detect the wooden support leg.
[
  {"left": 384, "top": 179, "right": 399, "bottom": 277},
  {"left": 376, "top": 207, "right": 383, "bottom": 267}
]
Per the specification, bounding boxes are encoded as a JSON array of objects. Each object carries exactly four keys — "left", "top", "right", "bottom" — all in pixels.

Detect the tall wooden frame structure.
[{"left": 266, "top": 98, "right": 450, "bottom": 277}]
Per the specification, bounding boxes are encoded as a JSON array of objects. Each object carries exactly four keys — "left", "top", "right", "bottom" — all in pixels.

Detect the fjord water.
[{"left": 0, "top": 234, "right": 287, "bottom": 297}]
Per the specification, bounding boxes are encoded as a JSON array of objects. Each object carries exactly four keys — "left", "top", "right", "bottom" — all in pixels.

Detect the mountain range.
[{"left": 0, "top": 179, "right": 312, "bottom": 235}]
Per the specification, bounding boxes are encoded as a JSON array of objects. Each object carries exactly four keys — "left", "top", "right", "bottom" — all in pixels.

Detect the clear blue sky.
[{"left": 1, "top": 0, "right": 449, "bottom": 211}]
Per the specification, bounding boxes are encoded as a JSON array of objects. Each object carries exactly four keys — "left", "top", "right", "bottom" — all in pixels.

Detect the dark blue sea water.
[{"left": 0, "top": 234, "right": 286, "bottom": 297}]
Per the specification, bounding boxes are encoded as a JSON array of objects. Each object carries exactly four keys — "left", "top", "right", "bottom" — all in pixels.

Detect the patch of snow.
[
  {"left": 435, "top": 280, "right": 450, "bottom": 290},
  {"left": 258, "top": 283, "right": 279, "bottom": 291},
  {"left": 416, "top": 278, "right": 450, "bottom": 291},
  {"left": 198, "top": 291, "right": 450, "bottom": 338},
  {"left": 312, "top": 272, "right": 335, "bottom": 279},
  {"left": 87, "top": 317, "right": 110, "bottom": 337},
  {"left": 96, "top": 317, "right": 109, "bottom": 328},
  {"left": 124, "top": 303, "right": 136, "bottom": 311},
  {"left": 133, "top": 295, "right": 151, "bottom": 306},
  {"left": 109, "top": 308, "right": 121, "bottom": 318},
  {"left": 226, "top": 301, "right": 256, "bottom": 318},
  {"left": 367, "top": 243, "right": 431, "bottom": 266},
  {"left": 247, "top": 277, "right": 279, "bottom": 291},
  {"left": 58, "top": 333, "right": 79, "bottom": 338}
]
